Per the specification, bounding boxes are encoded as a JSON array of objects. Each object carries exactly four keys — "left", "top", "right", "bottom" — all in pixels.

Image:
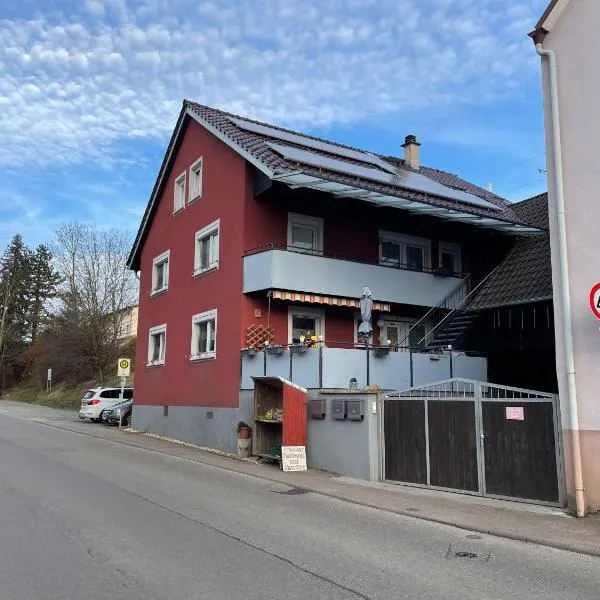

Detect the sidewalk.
[{"left": 27, "top": 412, "right": 599, "bottom": 558}]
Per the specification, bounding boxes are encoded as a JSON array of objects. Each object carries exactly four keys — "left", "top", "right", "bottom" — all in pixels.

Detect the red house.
[{"left": 127, "top": 101, "right": 540, "bottom": 451}]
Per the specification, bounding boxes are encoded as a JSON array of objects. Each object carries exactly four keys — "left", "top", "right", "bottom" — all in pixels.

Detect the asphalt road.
[{"left": 0, "top": 403, "right": 598, "bottom": 600}]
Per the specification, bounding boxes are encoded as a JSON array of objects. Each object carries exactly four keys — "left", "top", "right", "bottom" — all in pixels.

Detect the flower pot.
[
  {"left": 241, "top": 348, "right": 257, "bottom": 357},
  {"left": 238, "top": 426, "right": 251, "bottom": 439},
  {"left": 267, "top": 346, "right": 284, "bottom": 355},
  {"left": 290, "top": 344, "right": 308, "bottom": 354},
  {"left": 374, "top": 347, "right": 390, "bottom": 358}
]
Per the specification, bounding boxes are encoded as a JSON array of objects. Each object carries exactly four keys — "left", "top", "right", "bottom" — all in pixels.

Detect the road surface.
[{"left": 0, "top": 402, "right": 597, "bottom": 600}]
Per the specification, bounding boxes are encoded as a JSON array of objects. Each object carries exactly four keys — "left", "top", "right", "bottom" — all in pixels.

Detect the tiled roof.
[
  {"left": 469, "top": 193, "right": 552, "bottom": 311},
  {"left": 128, "top": 101, "right": 544, "bottom": 269}
]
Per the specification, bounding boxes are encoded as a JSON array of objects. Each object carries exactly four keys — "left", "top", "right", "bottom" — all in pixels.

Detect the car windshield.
[{"left": 82, "top": 391, "right": 95, "bottom": 400}]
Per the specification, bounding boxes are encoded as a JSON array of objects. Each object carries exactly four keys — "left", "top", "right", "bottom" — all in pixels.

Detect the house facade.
[
  {"left": 532, "top": 0, "right": 600, "bottom": 512},
  {"left": 127, "top": 101, "right": 541, "bottom": 453}
]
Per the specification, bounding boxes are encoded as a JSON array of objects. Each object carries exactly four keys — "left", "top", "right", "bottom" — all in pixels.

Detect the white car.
[{"left": 78, "top": 387, "right": 134, "bottom": 422}]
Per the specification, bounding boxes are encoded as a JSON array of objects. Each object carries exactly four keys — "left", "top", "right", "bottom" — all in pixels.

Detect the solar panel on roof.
[
  {"left": 229, "top": 117, "right": 397, "bottom": 174},
  {"left": 267, "top": 142, "right": 501, "bottom": 212}
]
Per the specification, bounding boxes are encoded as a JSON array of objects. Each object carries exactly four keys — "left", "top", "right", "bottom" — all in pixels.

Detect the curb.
[{"left": 33, "top": 419, "right": 600, "bottom": 559}]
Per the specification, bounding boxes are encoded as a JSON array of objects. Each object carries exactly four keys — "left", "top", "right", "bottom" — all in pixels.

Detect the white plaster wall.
[{"left": 541, "top": 1, "right": 600, "bottom": 432}]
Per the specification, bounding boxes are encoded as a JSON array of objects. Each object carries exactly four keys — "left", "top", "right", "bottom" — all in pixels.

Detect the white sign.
[
  {"left": 506, "top": 406, "right": 525, "bottom": 421},
  {"left": 47, "top": 368, "right": 52, "bottom": 381},
  {"left": 117, "top": 358, "right": 131, "bottom": 377},
  {"left": 281, "top": 446, "right": 307, "bottom": 472}
]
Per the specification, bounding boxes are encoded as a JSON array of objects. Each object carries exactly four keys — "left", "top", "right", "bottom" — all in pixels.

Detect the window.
[
  {"left": 151, "top": 250, "right": 170, "bottom": 294},
  {"left": 174, "top": 171, "right": 186, "bottom": 213},
  {"left": 438, "top": 241, "right": 462, "bottom": 274},
  {"left": 194, "top": 220, "right": 219, "bottom": 275},
  {"left": 191, "top": 309, "right": 217, "bottom": 360},
  {"left": 100, "top": 389, "right": 120, "bottom": 399},
  {"left": 148, "top": 324, "right": 167, "bottom": 365},
  {"left": 288, "top": 307, "right": 325, "bottom": 344},
  {"left": 287, "top": 213, "right": 323, "bottom": 254},
  {"left": 189, "top": 157, "right": 203, "bottom": 202},
  {"left": 379, "top": 318, "right": 428, "bottom": 351},
  {"left": 379, "top": 231, "right": 431, "bottom": 271}
]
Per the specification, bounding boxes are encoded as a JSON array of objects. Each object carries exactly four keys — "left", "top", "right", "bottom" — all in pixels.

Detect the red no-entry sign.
[{"left": 589, "top": 283, "right": 600, "bottom": 320}]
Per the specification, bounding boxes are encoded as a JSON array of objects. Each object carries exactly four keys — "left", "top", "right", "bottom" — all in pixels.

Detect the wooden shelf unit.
[{"left": 252, "top": 377, "right": 308, "bottom": 458}]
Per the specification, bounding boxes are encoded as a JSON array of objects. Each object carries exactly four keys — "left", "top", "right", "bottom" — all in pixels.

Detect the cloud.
[{"left": 0, "top": 0, "right": 544, "bottom": 170}]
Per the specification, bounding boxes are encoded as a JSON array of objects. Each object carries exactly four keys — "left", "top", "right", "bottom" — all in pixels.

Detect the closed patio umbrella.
[{"left": 358, "top": 287, "right": 373, "bottom": 344}]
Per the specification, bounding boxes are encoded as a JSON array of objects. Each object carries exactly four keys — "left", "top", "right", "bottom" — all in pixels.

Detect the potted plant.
[
  {"left": 374, "top": 340, "right": 392, "bottom": 357},
  {"left": 290, "top": 343, "right": 308, "bottom": 354},
  {"left": 240, "top": 347, "right": 257, "bottom": 357},
  {"left": 237, "top": 421, "right": 251, "bottom": 439}
]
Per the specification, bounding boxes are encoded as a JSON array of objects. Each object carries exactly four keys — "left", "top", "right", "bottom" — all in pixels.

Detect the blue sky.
[{"left": 0, "top": 0, "right": 550, "bottom": 249}]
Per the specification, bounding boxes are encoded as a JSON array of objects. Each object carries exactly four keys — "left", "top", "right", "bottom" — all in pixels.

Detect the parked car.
[
  {"left": 78, "top": 387, "right": 134, "bottom": 422},
  {"left": 102, "top": 399, "right": 133, "bottom": 426}
]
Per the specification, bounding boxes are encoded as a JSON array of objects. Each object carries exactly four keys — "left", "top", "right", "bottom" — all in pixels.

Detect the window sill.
[
  {"left": 188, "top": 194, "right": 202, "bottom": 204},
  {"left": 193, "top": 265, "right": 218, "bottom": 278},
  {"left": 146, "top": 361, "right": 165, "bottom": 367},
  {"left": 190, "top": 354, "right": 216, "bottom": 362},
  {"left": 150, "top": 287, "right": 168, "bottom": 297},
  {"left": 173, "top": 206, "right": 185, "bottom": 215}
]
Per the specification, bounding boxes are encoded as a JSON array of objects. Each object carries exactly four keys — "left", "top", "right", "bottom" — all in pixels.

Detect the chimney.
[{"left": 402, "top": 134, "right": 421, "bottom": 170}]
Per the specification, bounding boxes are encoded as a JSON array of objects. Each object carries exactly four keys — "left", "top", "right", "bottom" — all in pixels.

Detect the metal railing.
[
  {"left": 406, "top": 267, "right": 499, "bottom": 349},
  {"left": 395, "top": 274, "right": 471, "bottom": 349}
]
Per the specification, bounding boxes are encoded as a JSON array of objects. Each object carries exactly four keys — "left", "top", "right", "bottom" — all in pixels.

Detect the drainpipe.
[{"left": 536, "top": 43, "right": 585, "bottom": 517}]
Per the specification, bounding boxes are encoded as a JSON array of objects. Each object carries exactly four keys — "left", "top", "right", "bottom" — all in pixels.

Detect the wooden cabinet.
[{"left": 252, "top": 376, "right": 308, "bottom": 459}]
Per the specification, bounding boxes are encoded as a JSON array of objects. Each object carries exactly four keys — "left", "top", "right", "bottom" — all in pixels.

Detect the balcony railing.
[
  {"left": 243, "top": 245, "right": 466, "bottom": 308},
  {"left": 240, "top": 341, "right": 487, "bottom": 391}
]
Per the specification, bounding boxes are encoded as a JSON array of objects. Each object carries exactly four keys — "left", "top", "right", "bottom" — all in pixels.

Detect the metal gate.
[{"left": 382, "top": 379, "right": 564, "bottom": 506}]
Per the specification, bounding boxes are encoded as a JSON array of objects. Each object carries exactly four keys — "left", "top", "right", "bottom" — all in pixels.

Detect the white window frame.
[
  {"left": 147, "top": 324, "right": 167, "bottom": 366},
  {"left": 379, "top": 231, "right": 431, "bottom": 270},
  {"left": 378, "top": 317, "right": 429, "bottom": 352},
  {"left": 189, "top": 156, "right": 203, "bottom": 203},
  {"left": 438, "top": 241, "right": 462, "bottom": 273},
  {"left": 151, "top": 250, "right": 170, "bottom": 295},
  {"left": 287, "top": 213, "right": 324, "bottom": 254},
  {"left": 194, "top": 219, "right": 220, "bottom": 276},
  {"left": 190, "top": 309, "right": 217, "bottom": 360},
  {"left": 174, "top": 171, "right": 186, "bottom": 213},
  {"left": 287, "top": 307, "right": 325, "bottom": 344}
]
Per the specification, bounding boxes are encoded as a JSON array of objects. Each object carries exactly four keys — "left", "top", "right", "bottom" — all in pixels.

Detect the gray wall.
[
  {"left": 306, "top": 391, "right": 379, "bottom": 481},
  {"left": 241, "top": 348, "right": 488, "bottom": 391},
  {"left": 132, "top": 391, "right": 254, "bottom": 454},
  {"left": 243, "top": 249, "right": 461, "bottom": 307}
]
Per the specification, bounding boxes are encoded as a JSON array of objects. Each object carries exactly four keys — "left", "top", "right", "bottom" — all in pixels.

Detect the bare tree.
[{"left": 52, "top": 223, "right": 138, "bottom": 383}]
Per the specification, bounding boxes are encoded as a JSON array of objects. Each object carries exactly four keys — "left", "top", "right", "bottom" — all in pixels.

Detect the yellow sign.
[{"left": 117, "top": 358, "right": 131, "bottom": 377}]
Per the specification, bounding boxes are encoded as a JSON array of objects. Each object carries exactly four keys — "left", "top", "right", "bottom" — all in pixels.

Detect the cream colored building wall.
[{"left": 539, "top": 1, "right": 600, "bottom": 508}]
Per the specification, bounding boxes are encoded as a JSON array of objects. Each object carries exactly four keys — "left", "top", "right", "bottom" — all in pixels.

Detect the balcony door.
[{"left": 380, "top": 319, "right": 426, "bottom": 351}]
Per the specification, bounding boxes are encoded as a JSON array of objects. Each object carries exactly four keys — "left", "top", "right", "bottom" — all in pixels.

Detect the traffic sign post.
[
  {"left": 117, "top": 359, "right": 131, "bottom": 428},
  {"left": 589, "top": 283, "right": 600, "bottom": 320}
]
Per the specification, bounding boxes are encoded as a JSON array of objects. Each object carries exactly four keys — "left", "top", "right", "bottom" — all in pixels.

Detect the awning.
[{"left": 271, "top": 290, "right": 391, "bottom": 312}]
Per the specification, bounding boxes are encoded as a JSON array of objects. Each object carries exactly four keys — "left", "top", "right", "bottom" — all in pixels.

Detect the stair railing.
[
  {"left": 415, "top": 266, "right": 500, "bottom": 348},
  {"left": 395, "top": 274, "right": 471, "bottom": 349}
]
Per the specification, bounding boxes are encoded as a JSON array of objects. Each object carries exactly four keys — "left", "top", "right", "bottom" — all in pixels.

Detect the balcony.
[{"left": 243, "top": 247, "right": 464, "bottom": 308}]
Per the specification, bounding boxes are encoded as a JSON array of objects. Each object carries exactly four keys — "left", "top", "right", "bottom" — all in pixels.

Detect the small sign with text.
[
  {"left": 281, "top": 446, "right": 307, "bottom": 472},
  {"left": 505, "top": 406, "right": 525, "bottom": 421}
]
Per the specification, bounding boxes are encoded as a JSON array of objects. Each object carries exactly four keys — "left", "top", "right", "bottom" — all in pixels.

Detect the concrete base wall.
[
  {"left": 132, "top": 392, "right": 253, "bottom": 454},
  {"left": 306, "top": 391, "right": 379, "bottom": 481},
  {"left": 562, "top": 429, "right": 600, "bottom": 512}
]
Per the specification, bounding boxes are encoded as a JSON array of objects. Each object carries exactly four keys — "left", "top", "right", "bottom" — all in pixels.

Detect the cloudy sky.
[{"left": 0, "top": 0, "right": 550, "bottom": 249}]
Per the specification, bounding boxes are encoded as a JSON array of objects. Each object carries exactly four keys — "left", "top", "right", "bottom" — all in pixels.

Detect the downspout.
[{"left": 536, "top": 42, "right": 585, "bottom": 517}]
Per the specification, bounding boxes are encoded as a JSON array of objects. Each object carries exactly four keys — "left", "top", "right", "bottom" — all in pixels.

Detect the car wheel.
[
  {"left": 123, "top": 412, "right": 131, "bottom": 427},
  {"left": 90, "top": 418, "right": 100, "bottom": 423}
]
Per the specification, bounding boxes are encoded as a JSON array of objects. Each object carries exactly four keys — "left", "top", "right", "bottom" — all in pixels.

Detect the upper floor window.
[
  {"left": 287, "top": 213, "right": 323, "bottom": 254},
  {"left": 148, "top": 324, "right": 167, "bottom": 365},
  {"left": 151, "top": 250, "right": 170, "bottom": 295},
  {"left": 439, "top": 241, "right": 462, "bottom": 274},
  {"left": 379, "top": 231, "right": 431, "bottom": 271},
  {"left": 174, "top": 171, "right": 186, "bottom": 213},
  {"left": 190, "top": 309, "right": 217, "bottom": 360},
  {"left": 189, "top": 157, "right": 203, "bottom": 203},
  {"left": 194, "top": 219, "right": 219, "bottom": 276}
]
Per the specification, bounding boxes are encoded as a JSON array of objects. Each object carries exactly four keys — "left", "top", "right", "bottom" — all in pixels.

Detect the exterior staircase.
[{"left": 397, "top": 267, "right": 498, "bottom": 351}]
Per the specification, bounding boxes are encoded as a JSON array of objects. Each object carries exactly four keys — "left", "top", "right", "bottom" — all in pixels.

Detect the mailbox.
[
  {"left": 347, "top": 399, "right": 364, "bottom": 421},
  {"left": 309, "top": 398, "right": 326, "bottom": 420},
  {"left": 331, "top": 398, "right": 347, "bottom": 420}
]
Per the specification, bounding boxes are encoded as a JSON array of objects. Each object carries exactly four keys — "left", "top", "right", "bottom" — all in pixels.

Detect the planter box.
[
  {"left": 290, "top": 344, "right": 308, "bottom": 355},
  {"left": 266, "top": 346, "right": 285, "bottom": 356},
  {"left": 241, "top": 348, "right": 257, "bottom": 357},
  {"left": 374, "top": 347, "right": 390, "bottom": 358}
]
